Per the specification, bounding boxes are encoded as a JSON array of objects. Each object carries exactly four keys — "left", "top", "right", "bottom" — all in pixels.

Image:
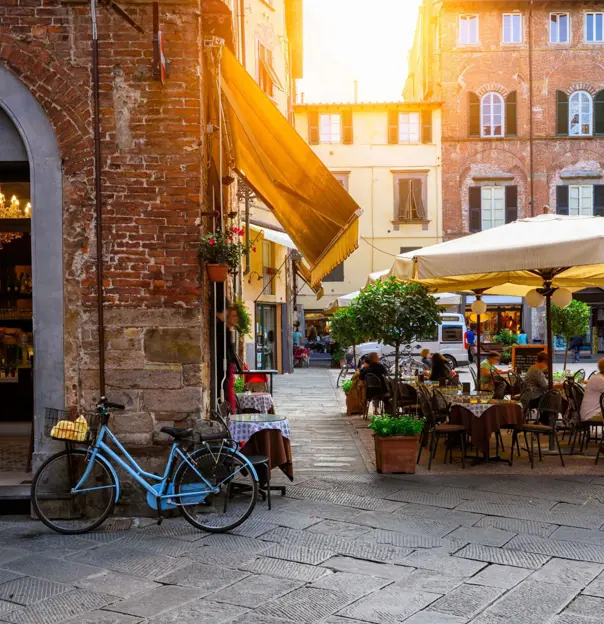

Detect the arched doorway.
[{"left": 0, "top": 66, "right": 63, "bottom": 482}]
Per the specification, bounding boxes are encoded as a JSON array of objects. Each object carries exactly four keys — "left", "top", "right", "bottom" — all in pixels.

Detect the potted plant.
[
  {"left": 552, "top": 299, "right": 591, "bottom": 369},
  {"left": 199, "top": 227, "right": 254, "bottom": 282},
  {"left": 330, "top": 305, "right": 367, "bottom": 366},
  {"left": 341, "top": 379, "right": 353, "bottom": 394},
  {"left": 492, "top": 328, "right": 518, "bottom": 364},
  {"left": 369, "top": 414, "right": 425, "bottom": 474}
]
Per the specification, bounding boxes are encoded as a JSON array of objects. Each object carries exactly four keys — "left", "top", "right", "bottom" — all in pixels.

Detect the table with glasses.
[
  {"left": 448, "top": 396, "right": 524, "bottom": 461},
  {"left": 230, "top": 413, "right": 293, "bottom": 481},
  {"left": 236, "top": 392, "right": 275, "bottom": 414}
]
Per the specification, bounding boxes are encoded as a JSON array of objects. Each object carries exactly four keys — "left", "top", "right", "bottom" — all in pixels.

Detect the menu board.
[{"left": 512, "top": 345, "right": 546, "bottom": 375}]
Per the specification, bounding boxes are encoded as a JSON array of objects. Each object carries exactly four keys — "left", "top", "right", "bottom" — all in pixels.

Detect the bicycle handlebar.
[{"left": 98, "top": 397, "right": 125, "bottom": 410}]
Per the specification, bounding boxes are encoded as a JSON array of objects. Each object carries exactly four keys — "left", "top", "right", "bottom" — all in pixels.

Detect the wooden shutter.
[
  {"left": 556, "top": 90, "right": 569, "bottom": 136},
  {"left": 421, "top": 109, "right": 432, "bottom": 143},
  {"left": 388, "top": 110, "right": 399, "bottom": 144},
  {"left": 505, "top": 91, "right": 517, "bottom": 136},
  {"left": 595, "top": 90, "right": 604, "bottom": 136},
  {"left": 412, "top": 179, "right": 426, "bottom": 219},
  {"left": 556, "top": 185, "right": 569, "bottom": 215},
  {"left": 342, "top": 109, "right": 353, "bottom": 144},
  {"left": 505, "top": 185, "right": 518, "bottom": 223},
  {"left": 469, "top": 186, "right": 482, "bottom": 231},
  {"left": 308, "top": 110, "right": 320, "bottom": 144},
  {"left": 398, "top": 179, "right": 411, "bottom": 220},
  {"left": 469, "top": 92, "right": 480, "bottom": 137},
  {"left": 594, "top": 185, "right": 604, "bottom": 216}
]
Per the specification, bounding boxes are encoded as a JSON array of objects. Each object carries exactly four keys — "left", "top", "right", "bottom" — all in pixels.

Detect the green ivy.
[
  {"left": 234, "top": 298, "right": 252, "bottom": 337},
  {"left": 368, "top": 415, "right": 425, "bottom": 437}
]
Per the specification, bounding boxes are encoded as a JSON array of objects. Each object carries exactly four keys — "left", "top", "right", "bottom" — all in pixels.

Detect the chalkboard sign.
[{"left": 512, "top": 345, "right": 547, "bottom": 375}]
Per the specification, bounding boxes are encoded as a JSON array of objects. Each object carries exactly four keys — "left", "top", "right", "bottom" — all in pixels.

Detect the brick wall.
[
  {"left": 421, "top": 2, "right": 604, "bottom": 237},
  {"left": 0, "top": 0, "right": 212, "bottom": 477}
]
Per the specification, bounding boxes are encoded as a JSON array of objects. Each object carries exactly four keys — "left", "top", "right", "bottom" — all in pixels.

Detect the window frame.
[
  {"left": 262, "top": 239, "right": 275, "bottom": 295},
  {"left": 481, "top": 186, "right": 506, "bottom": 230},
  {"left": 568, "top": 184, "right": 594, "bottom": 216},
  {"left": 398, "top": 112, "right": 421, "bottom": 143},
  {"left": 319, "top": 113, "right": 342, "bottom": 144},
  {"left": 585, "top": 12, "right": 604, "bottom": 43},
  {"left": 392, "top": 171, "right": 429, "bottom": 225},
  {"left": 459, "top": 14, "right": 479, "bottom": 45},
  {"left": 331, "top": 171, "right": 350, "bottom": 192},
  {"left": 569, "top": 90, "right": 593, "bottom": 136},
  {"left": 550, "top": 12, "right": 570, "bottom": 43},
  {"left": 502, "top": 13, "right": 523, "bottom": 44},
  {"left": 257, "top": 42, "right": 274, "bottom": 98},
  {"left": 480, "top": 92, "right": 505, "bottom": 138}
]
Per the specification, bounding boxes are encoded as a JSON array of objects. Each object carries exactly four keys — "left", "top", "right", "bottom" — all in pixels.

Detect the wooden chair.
[{"left": 511, "top": 391, "right": 565, "bottom": 469}]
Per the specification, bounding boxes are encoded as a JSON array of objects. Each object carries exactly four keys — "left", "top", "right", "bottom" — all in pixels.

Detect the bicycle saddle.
[{"left": 160, "top": 426, "right": 193, "bottom": 440}]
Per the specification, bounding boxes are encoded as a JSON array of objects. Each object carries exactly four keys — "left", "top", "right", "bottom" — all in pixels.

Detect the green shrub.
[
  {"left": 369, "top": 415, "right": 425, "bottom": 437},
  {"left": 341, "top": 379, "right": 353, "bottom": 394},
  {"left": 234, "top": 376, "right": 245, "bottom": 394}
]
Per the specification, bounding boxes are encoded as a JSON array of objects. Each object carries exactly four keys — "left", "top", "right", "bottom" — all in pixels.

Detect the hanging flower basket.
[
  {"left": 206, "top": 263, "right": 229, "bottom": 282},
  {"left": 199, "top": 227, "right": 254, "bottom": 280}
]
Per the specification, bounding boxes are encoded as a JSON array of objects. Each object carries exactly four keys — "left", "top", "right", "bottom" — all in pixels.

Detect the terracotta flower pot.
[
  {"left": 373, "top": 433, "right": 420, "bottom": 474},
  {"left": 206, "top": 263, "right": 229, "bottom": 282}
]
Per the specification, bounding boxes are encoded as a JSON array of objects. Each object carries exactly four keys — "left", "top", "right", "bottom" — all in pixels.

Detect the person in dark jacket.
[
  {"left": 430, "top": 352, "right": 453, "bottom": 385},
  {"left": 216, "top": 302, "right": 242, "bottom": 412},
  {"left": 359, "top": 352, "right": 389, "bottom": 399},
  {"left": 569, "top": 335, "right": 583, "bottom": 363}
]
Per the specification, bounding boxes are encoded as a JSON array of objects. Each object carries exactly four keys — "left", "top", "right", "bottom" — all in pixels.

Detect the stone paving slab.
[
  {"left": 0, "top": 571, "right": 21, "bottom": 585},
  {"left": 255, "top": 587, "right": 354, "bottom": 623},
  {"left": 206, "top": 574, "right": 302, "bottom": 608},
  {"left": 530, "top": 558, "right": 604, "bottom": 587},
  {"left": 403, "top": 550, "right": 488, "bottom": 577},
  {"left": 309, "top": 571, "right": 390, "bottom": 598},
  {"left": 560, "top": 594, "right": 604, "bottom": 617},
  {"left": 446, "top": 526, "right": 516, "bottom": 547},
  {"left": 505, "top": 534, "right": 604, "bottom": 564},
  {"left": 394, "top": 504, "right": 485, "bottom": 527},
  {"left": 240, "top": 557, "right": 331, "bottom": 582},
  {"left": 4, "top": 554, "right": 104, "bottom": 584},
  {"left": 285, "top": 485, "right": 403, "bottom": 512},
  {"left": 456, "top": 543, "right": 550, "bottom": 569},
  {"left": 306, "top": 520, "right": 375, "bottom": 540},
  {"left": 0, "top": 548, "right": 29, "bottom": 567},
  {"left": 552, "top": 614, "right": 603, "bottom": 624},
  {"left": 319, "top": 556, "right": 415, "bottom": 581},
  {"left": 465, "top": 564, "right": 531, "bottom": 590},
  {"left": 0, "top": 576, "right": 70, "bottom": 606},
  {"left": 582, "top": 570, "right": 604, "bottom": 598},
  {"left": 262, "top": 544, "right": 335, "bottom": 565},
  {"left": 426, "top": 583, "right": 504, "bottom": 620},
  {"left": 64, "top": 612, "right": 142, "bottom": 624},
  {"left": 73, "top": 571, "right": 160, "bottom": 599},
  {"left": 104, "top": 586, "right": 205, "bottom": 618},
  {"left": 157, "top": 563, "right": 249, "bottom": 591},
  {"left": 391, "top": 569, "right": 467, "bottom": 594},
  {"left": 404, "top": 613, "right": 467, "bottom": 624},
  {"left": 473, "top": 515, "right": 558, "bottom": 537},
  {"left": 145, "top": 598, "right": 248, "bottom": 623},
  {"left": 550, "top": 526, "right": 604, "bottom": 547}
]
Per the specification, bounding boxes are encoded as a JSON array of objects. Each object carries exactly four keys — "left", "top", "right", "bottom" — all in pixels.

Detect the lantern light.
[
  {"left": 552, "top": 288, "right": 572, "bottom": 309},
  {"left": 526, "top": 289, "right": 546, "bottom": 308},
  {"left": 471, "top": 299, "right": 487, "bottom": 315}
]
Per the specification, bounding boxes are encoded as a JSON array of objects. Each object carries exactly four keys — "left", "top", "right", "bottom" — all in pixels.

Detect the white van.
[{"left": 351, "top": 313, "right": 468, "bottom": 368}]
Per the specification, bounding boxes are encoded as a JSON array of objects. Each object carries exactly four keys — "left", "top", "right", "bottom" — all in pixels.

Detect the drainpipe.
[
  {"left": 528, "top": 0, "right": 535, "bottom": 216},
  {"left": 91, "top": 0, "right": 106, "bottom": 395},
  {"left": 239, "top": 0, "right": 246, "bottom": 67}
]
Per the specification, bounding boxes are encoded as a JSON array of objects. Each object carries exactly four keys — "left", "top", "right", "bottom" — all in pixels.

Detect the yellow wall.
[{"left": 294, "top": 106, "right": 443, "bottom": 310}]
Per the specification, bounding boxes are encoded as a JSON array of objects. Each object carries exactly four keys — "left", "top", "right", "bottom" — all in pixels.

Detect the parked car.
[{"left": 349, "top": 314, "right": 468, "bottom": 369}]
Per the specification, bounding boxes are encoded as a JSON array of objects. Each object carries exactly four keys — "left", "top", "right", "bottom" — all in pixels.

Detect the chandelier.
[{"left": 0, "top": 193, "right": 31, "bottom": 249}]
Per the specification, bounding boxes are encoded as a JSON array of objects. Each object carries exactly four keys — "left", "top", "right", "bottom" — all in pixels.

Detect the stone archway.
[{"left": 0, "top": 65, "right": 64, "bottom": 462}]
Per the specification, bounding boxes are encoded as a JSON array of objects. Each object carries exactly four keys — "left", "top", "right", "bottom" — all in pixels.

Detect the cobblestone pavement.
[{"left": 2, "top": 369, "right": 604, "bottom": 622}]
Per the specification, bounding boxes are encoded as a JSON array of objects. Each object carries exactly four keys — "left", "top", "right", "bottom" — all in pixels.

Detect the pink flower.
[{"left": 209, "top": 237, "right": 216, "bottom": 245}]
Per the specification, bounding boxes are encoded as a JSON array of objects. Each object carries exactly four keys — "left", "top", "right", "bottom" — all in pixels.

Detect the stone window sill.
[{"left": 392, "top": 219, "right": 431, "bottom": 226}]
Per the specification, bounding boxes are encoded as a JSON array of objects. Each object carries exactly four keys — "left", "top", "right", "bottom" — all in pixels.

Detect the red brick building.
[{"left": 406, "top": 0, "right": 604, "bottom": 346}]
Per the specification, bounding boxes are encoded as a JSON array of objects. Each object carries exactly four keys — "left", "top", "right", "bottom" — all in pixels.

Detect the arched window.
[
  {"left": 481, "top": 92, "right": 504, "bottom": 137},
  {"left": 569, "top": 91, "right": 593, "bottom": 136}
]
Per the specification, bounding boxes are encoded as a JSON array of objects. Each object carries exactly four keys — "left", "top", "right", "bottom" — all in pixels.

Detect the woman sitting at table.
[
  {"left": 430, "top": 352, "right": 453, "bottom": 385},
  {"left": 420, "top": 348, "right": 432, "bottom": 369},
  {"left": 480, "top": 351, "right": 505, "bottom": 391},
  {"left": 522, "top": 351, "right": 563, "bottom": 421},
  {"left": 359, "top": 352, "right": 389, "bottom": 399},
  {"left": 580, "top": 358, "right": 604, "bottom": 423}
]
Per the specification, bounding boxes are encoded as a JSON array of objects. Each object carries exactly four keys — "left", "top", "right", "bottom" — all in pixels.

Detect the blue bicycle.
[{"left": 32, "top": 397, "right": 259, "bottom": 534}]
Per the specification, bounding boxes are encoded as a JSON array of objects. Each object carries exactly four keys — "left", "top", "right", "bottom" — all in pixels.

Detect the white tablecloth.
[
  {"left": 230, "top": 417, "right": 290, "bottom": 445},
  {"left": 236, "top": 393, "right": 274, "bottom": 413}
]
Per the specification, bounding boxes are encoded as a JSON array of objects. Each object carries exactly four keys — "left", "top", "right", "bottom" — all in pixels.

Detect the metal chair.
[
  {"left": 594, "top": 393, "right": 604, "bottom": 465},
  {"left": 508, "top": 371, "right": 524, "bottom": 398},
  {"left": 511, "top": 391, "right": 565, "bottom": 469},
  {"left": 564, "top": 380, "right": 590, "bottom": 453},
  {"left": 431, "top": 388, "right": 451, "bottom": 423},
  {"left": 363, "top": 373, "right": 386, "bottom": 419},
  {"left": 588, "top": 370, "right": 597, "bottom": 380},
  {"left": 469, "top": 365, "right": 479, "bottom": 391},
  {"left": 417, "top": 392, "right": 466, "bottom": 470},
  {"left": 574, "top": 369, "right": 586, "bottom": 383},
  {"left": 493, "top": 379, "right": 507, "bottom": 400}
]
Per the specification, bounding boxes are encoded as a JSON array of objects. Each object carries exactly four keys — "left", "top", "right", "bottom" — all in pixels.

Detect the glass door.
[{"left": 255, "top": 303, "right": 277, "bottom": 370}]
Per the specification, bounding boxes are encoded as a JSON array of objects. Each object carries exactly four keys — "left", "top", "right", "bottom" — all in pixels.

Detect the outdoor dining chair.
[
  {"left": 507, "top": 371, "right": 524, "bottom": 399},
  {"left": 594, "top": 393, "right": 604, "bottom": 465},
  {"left": 510, "top": 391, "right": 565, "bottom": 469},
  {"left": 563, "top": 380, "right": 590, "bottom": 453},
  {"left": 588, "top": 370, "right": 597, "bottom": 380},
  {"left": 469, "top": 365, "right": 479, "bottom": 391},
  {"left": 363, "top": 373, "right": 386, "bottom": 419},
  {"left": 574, "top": 369, "right": 586, "bottom": 383}
]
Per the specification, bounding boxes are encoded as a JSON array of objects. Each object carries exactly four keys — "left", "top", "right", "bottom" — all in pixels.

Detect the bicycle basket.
[{"left": 44, "top": 408, "right": 100, "bottom": 443}]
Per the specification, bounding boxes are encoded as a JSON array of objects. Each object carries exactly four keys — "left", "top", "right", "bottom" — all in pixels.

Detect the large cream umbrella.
[{"left": 389, "top": 213, "right": 604, "bottom": 387}]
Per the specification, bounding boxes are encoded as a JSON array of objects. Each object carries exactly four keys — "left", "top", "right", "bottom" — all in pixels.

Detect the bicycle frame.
[{"left": 73, "top": 424, "right": 258, "bottom": 507}]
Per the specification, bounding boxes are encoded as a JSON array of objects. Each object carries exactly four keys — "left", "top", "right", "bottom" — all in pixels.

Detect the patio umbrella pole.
[{"left": 476, "top": 314, "right": 481, "bottom": 391}]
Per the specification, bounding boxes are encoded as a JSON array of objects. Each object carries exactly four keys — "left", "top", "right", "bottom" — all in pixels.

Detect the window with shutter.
[
  {"left": 469, "top": 92, "right": 480, "bottom": 137},
  {"left": 506, "top": 92, "right": 517, "bottom": 136},
  {"left": 412, "top": 179, "right": 426, "bottom": 219},
  {"left": 398, "top": 112, "right": 420, "bottom": 143},
  {"left": 308, "top": 111, "right": 320, "bottom": 144},
  {"left": 481, "top": 186, "right": 505, "bottom": 230},
  {"left": 594, "top": 185, "right": 604, "bottom": 216},
  {"left": 342, "top": 109, "right": 353, "bottom": 144},
  {"left": 421, "top": 109, "right": 432, "bottom": 143},
  {"left": 323, "top": 263, "right": 344, "bottom": 282},
  {"left": 556, "top": 91, "right": 569, "bottom": 136},
  {"left": 569, "top": 185, "right": 593, "bottom": 215},
  {"left": 319, "top": 113, "right": 342, "bottom": 143},
  {"left": 595, "top": 90, "right": 604, "bottom": 136},
  {"left": 569, "top": 91, "right": 593, "bottom": 136},
  {"left": 469, "top": 186, "right": 482, "bottom": 231},
  {"left": 388, "top": 110, "right": 399, "bottom": 144},
  {"left": 481, "top": 92, "right": 505, "bottom": 137},
  {"left": 556, "top": 185, "right": 569, "bottom": 215},
  {"left": 393, "top": 174, "right": 428, "bottom": 222},
  {"left": 398, "top": 179, "right": 412, "bottom": 220},
  {"left": 505, "top": 186, "right": 518, "bottom": 223}
]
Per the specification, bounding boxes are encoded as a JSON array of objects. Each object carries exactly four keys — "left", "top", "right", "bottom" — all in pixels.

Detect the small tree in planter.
[
  {"left": 355, "top": 278, "right": 441, "bottom": 415},
  {"left": 552, "top": 299, "right": 591, "bottom": 369},
  {"left": 369, "top": 414, "right": 425, "bottom": 473},
  {"left": 329, "top": 304, "right": 366, "bottom": 364},
  {"left": 492, "top": 328, "right": 518, "bottom": 364},
  {"left": 199, "top": 227, "right": 254, "bottom": 282}
]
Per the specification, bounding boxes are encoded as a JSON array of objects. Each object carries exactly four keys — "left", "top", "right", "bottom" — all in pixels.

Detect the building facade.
[
  {"left": 294, "top": 102, "right": 443, "bottom": 326},
  {"left": 406, "top": 0, "right": 604, "bottom": 347}
]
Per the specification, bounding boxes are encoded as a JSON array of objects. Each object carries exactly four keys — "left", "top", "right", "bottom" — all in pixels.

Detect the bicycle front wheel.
[
  {"left": 174, "top": 447, "right": 258, "bottom": 533},
  {"left": 32, "top": 449, "right": 117, "bottom": 534}
]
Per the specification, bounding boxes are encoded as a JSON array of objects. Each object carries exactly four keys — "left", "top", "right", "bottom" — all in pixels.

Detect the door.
[{"left": 255, "top": 303, "right": 277, "bottom": 370}]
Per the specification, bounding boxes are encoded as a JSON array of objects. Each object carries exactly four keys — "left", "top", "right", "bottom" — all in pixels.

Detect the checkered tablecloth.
[
  {"left": 230, "top": 416, "right": 290, "bottom": 445},
  {"left": 236, "top": 393, "right": 274, "bottom": 413},
  {"left": 449, "top": 398, "right": 521, "bottom": 418}
]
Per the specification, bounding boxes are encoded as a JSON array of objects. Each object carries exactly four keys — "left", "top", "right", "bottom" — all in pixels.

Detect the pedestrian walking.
[{"left": 466, "top": 323, "right": 476, "bottom": 364}]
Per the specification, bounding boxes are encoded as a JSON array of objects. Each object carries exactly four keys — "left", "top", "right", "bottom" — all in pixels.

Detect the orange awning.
[
  {"left": 295, "top": 261, "right": 324, "bottom": 300},
  {"left": 215, "top": 47, "right": 362, "bottom": 286}
]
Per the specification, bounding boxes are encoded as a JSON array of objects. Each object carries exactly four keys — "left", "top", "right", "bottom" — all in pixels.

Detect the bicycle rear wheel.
[
  {"left": 174, "top": 447, "right": 258, "bottom": 533},
  {"left": 32, "top": 449, "right": 117, "bottom": 534}
]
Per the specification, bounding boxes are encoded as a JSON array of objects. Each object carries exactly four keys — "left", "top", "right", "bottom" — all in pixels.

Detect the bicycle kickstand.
[{"left": 156, "top": 497, "right": 164, "bottom": 525}]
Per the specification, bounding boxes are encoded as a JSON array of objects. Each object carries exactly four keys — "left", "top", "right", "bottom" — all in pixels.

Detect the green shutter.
[
  {"left": 556, "top": 91, "right": 569, "bottom": 136},
  {"left": 469, "top": 92, "right": 480, "bottom": 137},
  {"left": 505, "top": 92, "right": 517, "bottom": 136},
  {"left": 595, "top": 90, "right": 604, "bottom": 136}
]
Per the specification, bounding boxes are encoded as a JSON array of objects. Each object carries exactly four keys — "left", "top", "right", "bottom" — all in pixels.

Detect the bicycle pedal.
[{"left": 157, "top": 517, "right": 163, "bottom": 526}]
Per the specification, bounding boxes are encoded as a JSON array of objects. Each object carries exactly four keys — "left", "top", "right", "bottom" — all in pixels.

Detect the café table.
[
  {"left": 236, "top": 392, "right": 275, "bottom": 414},
  {"left": 448, "top": 397, "right": 524, "bottom": 463},
  {"left": 230, "top": 413, "right": 293, "bottom": 483},
  {"left": 242, "top": 369, "right": 278, "bottom": 394}
]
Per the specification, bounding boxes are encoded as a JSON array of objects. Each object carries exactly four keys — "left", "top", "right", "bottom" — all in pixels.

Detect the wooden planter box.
[{"left": 374, "top": 433, "right": 420, "bottom": 474}]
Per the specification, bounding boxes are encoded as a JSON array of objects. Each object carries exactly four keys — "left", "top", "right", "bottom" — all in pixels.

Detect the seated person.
[
  {"left": 420, "top": 348, "right": 432, "bottom": 369},
  {"left": 480, "top": 351, "right": 504, "bottom": 391},
  {"left": 580, "top": 358, "right": 604, "bottom": 423},
  {"left": 522, "top": 351, "right": 563, "bottom": 422},
  {"left": 430, "top": 352, "right": 453, "bottom": 385},
  {"left": 359, "top": 352, "right": 389, "bottom": 399}
]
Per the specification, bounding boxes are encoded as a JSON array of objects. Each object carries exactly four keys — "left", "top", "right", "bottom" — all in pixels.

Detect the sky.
[{"left": 297, "top": 0, "right": 423, "bottom": 104}]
